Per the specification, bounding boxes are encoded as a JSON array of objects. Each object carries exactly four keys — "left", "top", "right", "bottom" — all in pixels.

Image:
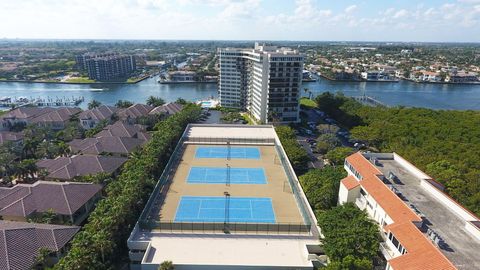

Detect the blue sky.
[{"left": 1, "top": 0, "right": 479, "bottom": 42}]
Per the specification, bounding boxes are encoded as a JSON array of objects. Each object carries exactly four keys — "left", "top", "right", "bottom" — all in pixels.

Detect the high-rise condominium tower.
[{"left": 218, "top": 43, "right": 304, "bottom": 123}]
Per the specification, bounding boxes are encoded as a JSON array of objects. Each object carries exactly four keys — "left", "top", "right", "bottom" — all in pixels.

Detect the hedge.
[{"left": 54, "top": 104, "right": 201, "bottom": 269}]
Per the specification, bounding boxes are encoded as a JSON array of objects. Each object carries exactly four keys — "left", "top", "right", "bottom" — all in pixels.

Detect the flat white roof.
[
  {"left": 185, "top": 125, "right": 277, "bottom": 140},
  {"left": 143, "top": 235, "right": 316, "bottom": 267}
]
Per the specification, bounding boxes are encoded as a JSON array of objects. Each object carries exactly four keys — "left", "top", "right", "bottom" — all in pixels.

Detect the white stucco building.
[{"left": 218, "top": 43, "right": 304, "bottom": 123}]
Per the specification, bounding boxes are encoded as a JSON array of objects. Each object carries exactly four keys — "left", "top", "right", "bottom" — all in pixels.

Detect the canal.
[{"left": 0, "top": 76, "right": 479, "bottom": 110}]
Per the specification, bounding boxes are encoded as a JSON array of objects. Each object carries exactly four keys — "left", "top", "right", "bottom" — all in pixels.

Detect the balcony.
[
  {"left": 355, "top": 196, "right": 367, "bottom": 209},
  {"left": 379, "top": 242, "right": 396, "bottom": 260}
]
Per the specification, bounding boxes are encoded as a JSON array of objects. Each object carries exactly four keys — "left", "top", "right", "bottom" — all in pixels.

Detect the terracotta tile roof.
[
  {"left": 69, "top": 136, "right": 146, "bottom": 155},
  {"left": 117, "top": 104, "right": 153, "bottom": 120},
  {"left": 0, "top": 181, "right": 102, "bottom": 218},
  {"left": 385, "top": 222, "right": 456, "bottom": 270},
  {"left": 340, "top": 175, "right": 360, "bottom": 190},
  {"left": 0, "top": 132, "right": 23, "bottom": 145},
  {"left": 149, "top": 102, "right": 183, "bottom": 115},
  {"left": 30, "top": 107, "right": 81, "bottom": 124},
  {"left": 36, "top": 155, "right": 127, "bottom": 180},
  {"left": 0, "top": 221, "right": 79, "bottom": 270},
  {"left": 78, "top": 105, "right": 118, "bottom": 121},
  {"left": 346, "top": 153, "right": 422, "bottom": 223},
  {"left": 0, "top": 107, "right": 55, "bottom": 120},
  {"left": 95, "top": 121, "right": 150, "bottom": 141},
  {"left": 346, "top": 152, "right": 456, "bottom": 270}
]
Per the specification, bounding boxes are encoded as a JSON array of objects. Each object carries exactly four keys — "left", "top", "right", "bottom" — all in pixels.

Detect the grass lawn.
[
  {"left": 300, "top": 97, "right": 317, "bottom": 109},
  {"left": 66, "top": 77, "right": 96, "bottom": 83}
]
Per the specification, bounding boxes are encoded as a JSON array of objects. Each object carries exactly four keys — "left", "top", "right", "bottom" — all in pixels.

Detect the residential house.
[
  {"left": 149, "top": 102, "right": 184, "bottom": 117},
  {"left": 0, "top": 131, "right": 24, "bottom": 145},
  {"left": 36, "top": 155, "right": 127, "bottom": 181},
  {"left": 0, "top": 181, "right": 102, "bottom": 225},
  {"left": 69, "top": 136, "right": 146, "bottom": 156},
  {"left": 0, "top": 220, "right": 79, "bottom": 269},
  {"left": 446, "top": 71, "right": 479, "bottom": 83},
  {"left": 31, "top": 107, "right": 81, "bottom": 130},
  {"left": 0, "top": 107, "right": 55, "bottom": 131},
  {"left": 78, "top": 105, "right": 118, "bottom": 130},
  {"left": 95, "top": 121, "right": 150, "bottom": 141},
  {"left": 117, "top": 104, "right": 154, "bottom": 124}
]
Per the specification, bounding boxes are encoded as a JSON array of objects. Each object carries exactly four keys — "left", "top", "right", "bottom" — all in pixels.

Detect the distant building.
[
  {"left": 218, "top": 42, "right": 304, "bottom": 123},
  {"left": 166, "top": 71, "right": 196, "bottom": 82},
  {"left": 0, "top": 221, "right": 79, "bottom": 269},
  {"left": 361, "top": 71, "right": 397, "bottom": 81},
  {"left": 445, "top": 71, "right": 479, "bottom": 83},
  {"left": 83, "top": 54, "right": 136, "bottom": 81},
  {"left": 75, "top": 52, "right": 117, "bottom": 70},
  {"left": 0, "top": 181, "right": 102, "bottom": 225},
  {"left": 339, "top": 152, "right": 480, "bottom": 270},
  {"left": 78, "top": 105, "right": 118, "bottom": 130}
]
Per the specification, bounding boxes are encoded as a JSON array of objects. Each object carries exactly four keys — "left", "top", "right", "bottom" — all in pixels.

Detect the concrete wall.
[
  {"left": 141, "top": 264, "right": 312, "bottom": 270},
  {"left": 420, "top": 180, "right": 478, "bottom": 221},
  {"left": 465, "top": 221, "right": 480, "bottom": 241}
]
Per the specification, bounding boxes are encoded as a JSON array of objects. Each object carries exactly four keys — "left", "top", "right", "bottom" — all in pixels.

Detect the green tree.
[
  {"left": 325, "top": 255, "right": 372, "bottom": 270},
  {"left": 317, "top": 203, "right": 379, "bottom": 262},
  {"left": 325, "top": 147, "right": 354, "bottom": 165},
  {"left": 115, "top": 100, "right": 134, "bottom": 108},
  {"left": 88, "top": 100, "right": 102, "bottom": 110},
  {"left": 175, "top": 98, "right": 187, "bottom": 105},
  {"left": 299, "top": 167, "right": 346, "bottom": 211},
  {"left": 275, "top": 126, "right": 310, "bottom": 174},
  {"left": 146, "top": 96, "right": 166, "bottom": 107},
  {"left": 159, "top": 261, "right": 174, "bottom": 270}
]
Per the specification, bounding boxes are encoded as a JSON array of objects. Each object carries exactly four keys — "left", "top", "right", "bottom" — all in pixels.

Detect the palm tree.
[
  {"left": 88, "top": 99, "right": 102, "bottom": 110},
  {"left": 115, "top": 100, "right": 134, "bottom": 108},
  {"left": 146, "top": 96, "right": 165, "bottom": 107}
]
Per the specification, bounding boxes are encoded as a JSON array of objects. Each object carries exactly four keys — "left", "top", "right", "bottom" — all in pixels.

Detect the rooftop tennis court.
[
  {"left": 174, "top": 196, "right": 276, "bottom": 223},
  {"left": 195, "top": 146, "right": 260, "bottom": 159},
  {"left": 187, "top": 167, "right": 266, "bottom": 184}
]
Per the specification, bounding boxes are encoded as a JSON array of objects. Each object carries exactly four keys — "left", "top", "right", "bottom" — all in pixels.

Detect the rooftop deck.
[{"left": 372, "top": 157, "right": 480, "bottom": 270}]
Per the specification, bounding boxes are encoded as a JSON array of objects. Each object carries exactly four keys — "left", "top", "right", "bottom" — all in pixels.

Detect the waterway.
[{"left": 0, "top": 76, "right": 479, "bottom": 110}]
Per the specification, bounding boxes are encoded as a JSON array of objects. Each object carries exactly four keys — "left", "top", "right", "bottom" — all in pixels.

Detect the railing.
[
  {"left": 379, "top": 242, "right": 395, "bottom": 260},
  {"left": 139, "top": 220, "right": 311, "bottom": 235},
  {"left": 355, "top": 196, "right": 367, "bottom": 209},
  {"left": 186, "top": 137, "right": 275, "bottom": 145},
  {"left": 274, "top": 143, "right": 314, "bottom": 228},
  {"left": 138, "top": 137, "right": 186, "bottom": 223}
]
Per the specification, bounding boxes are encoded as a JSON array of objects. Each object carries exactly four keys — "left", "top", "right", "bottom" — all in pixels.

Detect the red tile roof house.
[
  {"left": 0, "top": 107, "right": 81, "bottom": 131},
  {"left": 0, "top": 220, "right": 80, "bottom": 269},
  {"left": 0, "top": 107, "right": 55, "bottom": 131},
  {"left": 149, "top": 102, "right": 184, "bottom": 116},
  {"left": 94, "top": 121, "right": 151, "bottom": 141},
  {"left": 68, "top": 136, "right": 147, "bottom": 157},
  {"left": 36, "top": 155, "right": 127, "bottom": 181},
  {"left": 0, "top": 181, "right": 102, "bottom": 225},
  {"left": 0, "top": 131, "right": 24, "bottom": 145},
  {"left": 78, "top": 105, "right": 118, "bottom": 130},
  {"left": 31, "top": 107, "right": 81, "bottom": 130},
  {"left": 117, "top": 104, "right": 154, "bottom": 124}
]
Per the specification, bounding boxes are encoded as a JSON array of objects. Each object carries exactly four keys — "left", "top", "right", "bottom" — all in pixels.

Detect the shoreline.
[{"left": 0, "top": 74, "right": 151, "bottom": 85}]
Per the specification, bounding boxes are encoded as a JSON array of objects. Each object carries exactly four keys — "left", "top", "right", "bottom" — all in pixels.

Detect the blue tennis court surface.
[
  {"left": 187, "top": 167, "right": 266, "bottom": 184},
  {"left": 175, "top": 196, "right": 276, "bottom": 223},
  {"left": 195, "top": 146, "right": 260, "bottom": 159}
]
